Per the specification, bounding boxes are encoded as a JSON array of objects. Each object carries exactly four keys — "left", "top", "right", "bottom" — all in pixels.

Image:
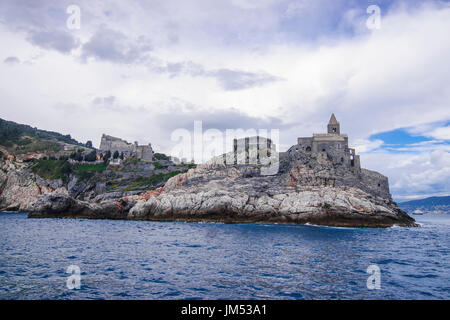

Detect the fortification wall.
[
  {"left": 360, "top": 168, "right": 391, "bottom": 199},
  {"left": 99, "top": 134, "right": 153, "bottom": 161},
  {"left": 99, "top": 135, "right": 134, "bottom": 154}
]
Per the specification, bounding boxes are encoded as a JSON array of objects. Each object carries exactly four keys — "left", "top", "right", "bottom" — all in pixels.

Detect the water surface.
[{"left": 0, "top": 212, "right": 448, "bottom": 299}]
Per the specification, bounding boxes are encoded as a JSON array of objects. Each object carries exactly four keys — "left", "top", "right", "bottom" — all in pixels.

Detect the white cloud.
[
  {"left": 424, "top": 126, "right": 450, "bottom": 140},
  {"left": 361, "top": 149, "right": 450, "bottom": 200},
  {"left": 353, "top": 138, "right": 384, "bottom": 153},
  {"left": 0, "top": 1, "right": 449, "bottom": 198}
]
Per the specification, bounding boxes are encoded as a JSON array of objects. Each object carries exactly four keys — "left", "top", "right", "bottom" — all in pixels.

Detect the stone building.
[
  {"left": 202, "top": 114, "right": 391, "bottom": 200},
  {"left": 292, "top": 113, "right": 361, "bottom": 173},
  {"left": 232, "top": 136, "right": 274, "bottom": 165},
  {"left": 205, "top": 136, "right": 275, "bottom": 166},
  {"left": 286, "top": 114, "right": 390, "bottom": 199},
  {"left": 99, "top": 134, "right": 153, "bottom": 162}
]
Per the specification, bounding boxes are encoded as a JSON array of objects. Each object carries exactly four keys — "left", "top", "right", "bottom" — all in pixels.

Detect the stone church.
[{"left": 292, "top": 113, "right": 361, "bottom": 173}]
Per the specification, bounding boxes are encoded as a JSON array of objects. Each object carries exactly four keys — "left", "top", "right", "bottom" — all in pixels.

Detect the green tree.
[
  {"left": 103, "top": 150, "right": 111, "bottom": 164},
  {"left": 60, "top": 161, "right": 72, "bottom": 177},
  {"left": 84, "top": 150, "right": 97, "bottom": 162},
  {"left": 69, "top": 150, "right": 83, "bottom": 162},
  {"left": 153, "top": 153, "right": 170, "bottom": 161}
]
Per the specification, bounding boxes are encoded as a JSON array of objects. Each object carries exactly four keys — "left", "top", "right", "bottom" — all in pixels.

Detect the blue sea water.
[{"left": 0, "top": 212, "right": 449, "bottom": 300}]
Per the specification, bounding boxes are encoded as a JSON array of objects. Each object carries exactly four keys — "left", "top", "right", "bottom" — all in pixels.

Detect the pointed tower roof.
[{"left": 328, "top": 113, "right": 339, "bottom": 125}]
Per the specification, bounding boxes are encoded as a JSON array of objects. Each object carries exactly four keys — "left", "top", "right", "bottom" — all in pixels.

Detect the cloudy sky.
[{"left": 0, "top": 0, "right": 449, "bottom": 201}]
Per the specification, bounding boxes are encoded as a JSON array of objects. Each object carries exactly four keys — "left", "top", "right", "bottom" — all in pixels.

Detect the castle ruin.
[{"left": 99, "top": 134, "right": 153, "bottom": 162}]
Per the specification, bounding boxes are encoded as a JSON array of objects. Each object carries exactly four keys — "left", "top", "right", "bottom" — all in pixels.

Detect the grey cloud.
[
  {"left": 93, "top": 95, "right": 116, "bottom": 105},
  {"left": 152, "top": 61, "right": 281, "bottom": 91},
  {"left": 207, "top": 69, "right": 282, "bottom": 91},
  {"left": 3, "top": 56, "right": 20, "bottom": 65},
  {"left": 79, "top": 98, "right": 295, "bottom": 152},
  {"left": 152, "top": 107, "right": 294, "bottom": 133},
  {"left": 143, "top": 106, "right": 301, "bottom": 155},
  {"left": 27, "top": 29, "right": 80, "bottom": 54},
  {"left": 81, "top": 28, "right": 153, "bottom": 64}
]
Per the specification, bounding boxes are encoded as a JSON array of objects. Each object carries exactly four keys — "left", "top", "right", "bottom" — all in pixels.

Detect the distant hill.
[
  {"left": 399, "top": 196, "right": 450, "bottom": 214},
  {"left": 0, "top": 118, "right": 84, "bottom": 154}
]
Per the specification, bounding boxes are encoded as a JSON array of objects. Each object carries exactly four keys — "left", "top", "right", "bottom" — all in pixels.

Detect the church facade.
[{"left": 290, "top": 114, "right": 361, "bottom": 173}]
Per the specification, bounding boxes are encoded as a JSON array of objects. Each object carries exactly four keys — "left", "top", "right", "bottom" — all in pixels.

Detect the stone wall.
[
  {"left": 283, "top": 147, "right": 391, "bottom": 200},
  {"left": 99, "top": 134, "right": 153, "bottom": 162},
  {"left": 360, "top": 168, "right": 391, "bottom": 199},
  {"left": 99, "top": 134, "right": 134, "bottom": 155},
  {"left": 135, "top": 144, "right": 153, "bottom": 162}
]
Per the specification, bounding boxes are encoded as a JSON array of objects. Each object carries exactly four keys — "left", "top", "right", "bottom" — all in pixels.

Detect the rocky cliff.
[
  {"left": 0, "top": 153, "right": 66, "bottom": 211},
  {"left": 0, "top": 148, "right": 190, "bottom": 212},
  {"left": 28, "top": 148, "right": 417, "bottom": 228}
]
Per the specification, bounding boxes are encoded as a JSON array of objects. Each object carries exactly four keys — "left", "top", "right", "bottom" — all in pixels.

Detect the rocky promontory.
[
  {"left": 29, "top": 149, "right": 417, "bottom": 228},
  {"left": 2, "top": 115, "right": 417, "bottom": 228}
]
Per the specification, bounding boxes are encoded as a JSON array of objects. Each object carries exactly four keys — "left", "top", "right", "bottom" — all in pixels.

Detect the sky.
[{"left": 0, "top": 0, "right": 449, "bottom": 201}]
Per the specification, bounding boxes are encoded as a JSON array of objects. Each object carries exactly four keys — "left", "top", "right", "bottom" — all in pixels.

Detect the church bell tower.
[{"left": 327, "top": 113, "right": 340, "bottom": 134}]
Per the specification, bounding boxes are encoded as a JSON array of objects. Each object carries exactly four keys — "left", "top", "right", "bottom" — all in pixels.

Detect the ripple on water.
[{"left": 0, "top": 212, "right": 449, "bottom": 300}]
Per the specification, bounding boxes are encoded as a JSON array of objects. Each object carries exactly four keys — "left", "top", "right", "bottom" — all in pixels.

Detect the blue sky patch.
[
  {"left": 371, "top": 128, "right": 430, "bottom": 146},
  {"left": 369, "top": 121, "right": 450, "bottom": 152}
]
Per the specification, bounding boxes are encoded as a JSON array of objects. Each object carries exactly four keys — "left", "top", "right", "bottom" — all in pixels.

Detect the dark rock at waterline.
[{"left": 28, "top": 194, "right": 127, "bottom": 220}]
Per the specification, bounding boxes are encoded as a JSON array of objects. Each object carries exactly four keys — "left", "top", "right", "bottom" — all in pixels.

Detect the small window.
[
  {"left": 341, "top": 158, "right": 344, "bottom": 163},
  {"left": 306, "top": 146, "right": 311, "bottom": 152},
  {"left": 378, "top": 183, "right": 381, "bottom": 187},
  {"left": 333, "top": 128, "right": 336, "bottom": 133},
  {"left": 322, "top": 148, "right": 326, "bottom": 152}
]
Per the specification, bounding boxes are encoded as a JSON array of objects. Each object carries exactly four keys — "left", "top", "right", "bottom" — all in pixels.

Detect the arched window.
[
  {"left": 306, "top": 146, "right": 311, "bottom": 152},
  {"left": 341, "top": 157, "right": 344, "bottom": 163},
  {"left": 322, "top": 148, "right": 326, "bottom": 152}
]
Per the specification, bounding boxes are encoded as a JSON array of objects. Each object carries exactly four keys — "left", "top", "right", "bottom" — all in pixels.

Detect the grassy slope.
[{"left": 0, "top": 118, "right": 83, "bottom": 153}]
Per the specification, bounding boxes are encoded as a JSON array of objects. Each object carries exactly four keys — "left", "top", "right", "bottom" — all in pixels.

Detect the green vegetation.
[
  {"left": 31, "top": 159, "right": 72, "bottom": 181},
  {"left": 123, "top": 156, "right": 139, "bottom": 165},
  {"left": 153, "top": 161, "right": 163, "bottom": 169},
  {"left": 15, "top": 137, "right": 32, "bottom": 146},
  {"left": 72, "top": 163, "right": 107, "bottom": 172},
  {"left": 70, "top": 163, "right": 108, "bottom": 182},
  {"left": 83, "top": 150, "right": 97, "bottom": 162},
  {"left": 0, "top": 118, "right": 83, "bottom": 149},
  {"left": 153, "top": 153, "right": 170, "bottom": 161},
  {"left": 69, "top": 149, "right": 84, "bottom": 161},
  {"left": 103, "top": 150, "right": 111, "bottom": 164},
  {"left": 32, "top": 159, "right": 108, "bottom": 182},
  {"left": 122, "top": 170, "right": 185, "bottom": 192},
  {"left": 15, "top": 140, "right": 62, "bottom": 154}
]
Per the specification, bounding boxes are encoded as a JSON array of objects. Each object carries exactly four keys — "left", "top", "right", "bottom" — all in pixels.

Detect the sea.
[{"left": 0, "top": 212, "right": 448, "bottom": 300}]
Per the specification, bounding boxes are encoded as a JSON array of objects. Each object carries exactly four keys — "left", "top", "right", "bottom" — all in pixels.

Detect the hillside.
[
  {"left": 0, "top": 118, "right": 85, "bottom": 154},
  {"left": 0, "top": 117, "right": 195, "bottom": 211},
  {"left": 399, "top": 196, "right": 450, "bottom": 214}
]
